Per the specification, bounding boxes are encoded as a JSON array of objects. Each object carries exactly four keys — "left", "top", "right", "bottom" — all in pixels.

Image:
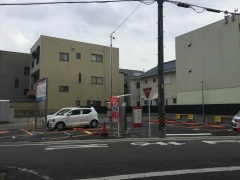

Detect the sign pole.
[
  {"left": 148, "top": 98, "right": 151, "bottom": 137},
  {"left": 44, "top": 78, "right": 48, "bottom": 139}
]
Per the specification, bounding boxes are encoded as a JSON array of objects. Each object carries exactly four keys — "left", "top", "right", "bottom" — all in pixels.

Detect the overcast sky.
[{"left": 0, "top": 0, "right": 240, "bottom": 72}]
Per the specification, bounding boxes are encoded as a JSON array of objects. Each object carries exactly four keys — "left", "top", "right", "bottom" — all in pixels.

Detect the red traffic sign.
[{"left": 143, "top": 87, "right": 152, "bottom": 99}]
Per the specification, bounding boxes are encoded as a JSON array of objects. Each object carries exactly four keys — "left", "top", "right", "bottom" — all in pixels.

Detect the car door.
[
  {"left": 80, "top": 109, "right": 92, "bottom": 125},
  {"left": 66, "top": 109, "right": 81, "bottom": 127}
]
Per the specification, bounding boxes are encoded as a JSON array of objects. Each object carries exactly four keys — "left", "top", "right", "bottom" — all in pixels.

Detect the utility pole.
[{"left": 158, "top": 0, "right": 166, "bottom": 138}]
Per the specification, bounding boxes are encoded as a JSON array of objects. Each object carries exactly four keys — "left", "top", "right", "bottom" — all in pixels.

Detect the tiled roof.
[
  {"left": 119, "top": 69, "right": 144, "bottom": 79},
  {"left": 140, "top": 60, "right": 176, "bottom": 78}
]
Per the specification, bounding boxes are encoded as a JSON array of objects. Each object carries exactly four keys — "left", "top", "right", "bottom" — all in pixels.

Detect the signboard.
[
  {"left": 132, "top": 106, "right": 142, "bottom": 128},
  {"left": 143, "top": 87, "right": 152, "bottom": 99},
  {"left": 110, "top": 97, "right": 119, "bottom": 124},
  {"left": 36, "top": 79, "right": 47, "bottom": 102}
]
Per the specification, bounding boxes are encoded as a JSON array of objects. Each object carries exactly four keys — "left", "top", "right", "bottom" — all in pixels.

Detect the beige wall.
[
  {"left": 176, "top": 15, "right": 240, "bottom": 105},
  {"left": 30, "top": 36, "right": 123, "bottom": 109},
  {"left": 140, "top": 71, "right": 177, "bottom": 106}
]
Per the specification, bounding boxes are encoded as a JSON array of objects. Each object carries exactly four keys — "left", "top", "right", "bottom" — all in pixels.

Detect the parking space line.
[
  {"left": 49, "top": 134, "right": 91, "bottom": 141},
  {"left": 20, "top": 129, "right": 33, "bottom": 136}
]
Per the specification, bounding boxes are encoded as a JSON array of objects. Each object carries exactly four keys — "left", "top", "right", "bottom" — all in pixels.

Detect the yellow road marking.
[
  {"left": 84, "top": 131, "right": 92, "bottom": 134},
  {"left": 20, "top": 129, "right": 33, "bottom": 136}
]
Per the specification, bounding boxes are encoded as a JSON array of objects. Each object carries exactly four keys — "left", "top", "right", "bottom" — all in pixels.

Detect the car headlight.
[{"left": 50, "top": 119, "right": 55, "bottom": 122}]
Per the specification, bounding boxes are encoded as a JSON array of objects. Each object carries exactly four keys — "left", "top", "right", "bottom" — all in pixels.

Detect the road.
[{"left": 1, "top": 136, "right": 240, "bottom": 179}]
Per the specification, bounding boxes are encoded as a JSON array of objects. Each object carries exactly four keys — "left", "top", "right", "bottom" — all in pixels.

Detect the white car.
[
  {"left": 232, "top": 111, "right": 240, "bottom": 131},
  {"left": 48, "top": 107, "right": 99, "bottom": 130},
  {"left": 42, "top": 107, "right": 77, "bottom": 127}
]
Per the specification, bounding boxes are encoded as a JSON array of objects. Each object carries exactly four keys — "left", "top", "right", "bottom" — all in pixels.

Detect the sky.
[{"left": 0, "top": 0, "right": 240, "bottom": 72}]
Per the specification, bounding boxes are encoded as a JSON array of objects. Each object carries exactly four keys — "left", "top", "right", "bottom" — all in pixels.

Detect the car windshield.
[
  {"left": 56, "top": 109, "right": 71, "bottom": 115},
  {"left": 236, "top": 111, "right": 240, "bottom": 116}
]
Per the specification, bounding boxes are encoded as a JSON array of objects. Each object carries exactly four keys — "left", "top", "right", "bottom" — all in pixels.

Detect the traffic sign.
[{"left": 143, "top": 87, "right": 152, "bottom": 99}]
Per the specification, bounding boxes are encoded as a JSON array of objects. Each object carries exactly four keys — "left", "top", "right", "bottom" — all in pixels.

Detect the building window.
[
  {"left": 32, "top": 61, "right": 34, "bottom": 68},
  {"left": 93, "top": 101, "right": 101, "bottom": 106},
  {"left": 153, "top": 78, "right": 156, "bottom": 82},
  {"left": 24, "top": 89, "right": 29, "bottom": 95},
  {"left": 15, "top": 79, "right": 19, "bottom": 88},
  {"left": 76, "top": 53, "right": 81, "bottom": 59},
  {"left": 76, "top": 100, "right": 80, "bottom": 107},
  {"left": 144, "top": 100, "right": 152, "bottom": 105},
  {"left": 137, "top": 102, "right": 140, "bottom": 106},
  {"left": 87, "top": 100, "right": 91, "bottom": 106},
  {"left": 173, "top": 98, "right": 177, "bottom": 103},
  {"left": 145, "top": 80, "right": 147, "bottom": 84},
  {"left": 36, "top": 56, "right": 39, "bottom": 64},
  {"left": 91, "top": 54, "right": 103, "bottom": 62},
  {"left": 136, "top": 82, "right": 140, "bottom": 89},
  {"left": 91, "top": 76, "right": 103, "bottom": 84},
  {"left": 24, "top": 67, "right": 30, "bottom": 75},
  {"left": 79, "top": 73, "right": 81, "bottom": 83},
  {"left": 59, "top": 86, "right": 69, "bottom": 92},
  {"left": 164, "top": 75, "right": 171, "bottom": 84},
  {"left": 60, "top": 52, "right": 69, "bottom": 61}
]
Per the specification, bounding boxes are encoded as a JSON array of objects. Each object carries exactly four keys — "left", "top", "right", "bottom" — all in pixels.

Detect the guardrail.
[
  {"left": 175, "top": 114, "right": 194, "bottom": 120},
  {"left": 214, "top": 116, "right": 233, "bottom": 123}
]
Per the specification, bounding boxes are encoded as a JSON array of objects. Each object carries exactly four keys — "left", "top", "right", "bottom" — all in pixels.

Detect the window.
[
  {"left": 91, "top": 76, "right": 103, "bottom": 84},
  {"left": 79, "top": 73, "right": 81, "bottom": 83},
  {"left": 137, "top": 102, "right": 140, "bottom": 106},
  {"left": 36, "top": 56, "right": 39, "bottom": 64},
  {"left": 164, "top": 75, "right": 171, "bottom": 84},
  {"left": 144, "top": 100, "right": 152, "bottom": 105},
  {"left": 31, "top": 61, "right": 34, "bottom": 68},
  {"left": 59, "top": 86, "right": 69, "bottom": 92},
  {"left": 60, "top": 52, "right": 69, "bottom": 61},
  {"left": 76, "top": 53, "right": 81, "bottom": 59},
  {"left": 153, "top": 78, "right": 156, "bottom": 82},
  {"left": 136, "top": 82, "right": 140, "bottom": 89},
  {"left": 24, "top": 67, "right": 30, "bottom": 75},
  {"left": 87, "top": 100, "right": 91, "bottom": 106},
  {"left": 76, "top": 100, "right": 80, "bottom": 107},
  {"left": 24, "top": 89, "right": 29, "bottom": 95},
  {"left": 145, "top": 80, "right": 147, "bottom": 84},
  {"left": 173, "top": 98, "right": 177, "bottom": 103},
  {"left": 68, "top": 110, "right": 80, "bottom": 116},
  {"left": 82, "top": 109, "right": 91, "bottom": 114},
  {"left": 15, "top": 79, "right": 19, "bottom": 88},
  {"left": 91, "top": 54, "right": 103, "bottom": 62},
  {"left": 93, "top": 101, "right": 101, "bottom": 106}
]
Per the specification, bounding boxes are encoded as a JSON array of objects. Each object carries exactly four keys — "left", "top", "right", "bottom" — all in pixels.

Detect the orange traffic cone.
[{"left": 100, "top": 121, "right": 109, "bottom": 137}]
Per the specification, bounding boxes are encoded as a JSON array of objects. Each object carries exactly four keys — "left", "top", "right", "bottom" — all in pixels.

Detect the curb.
[{"left": 206, "top": 123, "right": 226, "bottom": 128}]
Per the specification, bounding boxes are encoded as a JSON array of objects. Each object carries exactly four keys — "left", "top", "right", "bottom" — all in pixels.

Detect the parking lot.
[{"left": 0, "top": 119, "right": 237, "bottom": 142}]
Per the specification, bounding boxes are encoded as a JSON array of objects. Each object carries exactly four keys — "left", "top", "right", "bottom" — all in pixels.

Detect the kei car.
[
  {"left": 42, "top": 107, "right": 77, "bottom": 127},
  {"left": 232, "top": 111, "right": 240, "bottom": 131},
  {"left": 48, "top": 107, "right": 99, "bottom": 130}
]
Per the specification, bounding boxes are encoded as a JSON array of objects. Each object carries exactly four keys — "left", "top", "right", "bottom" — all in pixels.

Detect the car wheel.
[
  {"left": 90, "top": 120, "right": 98, "bottom": 128},
  {"left": 56, "top": 122, "right": 65, "bottom": 130}
]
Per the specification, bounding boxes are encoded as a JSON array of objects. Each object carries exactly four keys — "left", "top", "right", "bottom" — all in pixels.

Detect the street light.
[
  {"left": 110, "top": 32, "right": 114, "bottom": 98},
  {"left": 200, "top": 80, "right": 205, "bottom": 122}
]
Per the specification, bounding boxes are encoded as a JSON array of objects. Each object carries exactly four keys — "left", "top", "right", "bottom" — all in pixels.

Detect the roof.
[
  {"left": 119, "top": 69, "right": 144, "bottom": 79},
  {"left": 140, "top": 60, "right": 176, "bottom": 78}
]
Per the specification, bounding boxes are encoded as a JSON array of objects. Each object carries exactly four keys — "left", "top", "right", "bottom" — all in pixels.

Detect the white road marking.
[
  {"left": 131, "top": 142, "right": 185, "bottom": 146},
  {"left": 45, "top": 144, "right": 108, "bottom": 150},
  {"left": 5, "top": 166, "right": 53, "bottom": 180},
  {"left": 167, "top": 133, "right": 212, "bottom": 136},
  {"left": 75, "top": 166, "right": 240, "bottom": 180},
  {"left": 202, "top": 140, "right": 238, "bottom": 144}
]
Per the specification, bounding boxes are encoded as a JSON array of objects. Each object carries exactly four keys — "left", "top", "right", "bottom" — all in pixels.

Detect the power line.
[
  {"left": 165, "top": 0, "right": 240, "bottom": 15},
  {"left": 0, "top": 0, "right": 139, "bottom": 6}
]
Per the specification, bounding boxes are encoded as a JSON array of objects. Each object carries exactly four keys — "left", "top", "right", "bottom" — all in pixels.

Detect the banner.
[
  {"left": 36, "top": 79, "right": 47, "bottom": 102},
  {"left": 110, "top": 96, "right": 119, "bottom": 124}
]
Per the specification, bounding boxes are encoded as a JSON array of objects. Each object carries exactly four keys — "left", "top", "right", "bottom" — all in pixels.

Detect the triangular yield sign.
[{"left": 143, "top": 87, "right": 152, "bottom": 99}]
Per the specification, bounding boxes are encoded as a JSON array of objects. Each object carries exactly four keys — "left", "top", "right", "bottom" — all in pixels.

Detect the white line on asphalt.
[
  {"left": 202, "top": 140, "right": 238, "bottom": 144},
  {"left": 74, "top": 166, "right": 240, "bottom": 180},
  {"left": 45, "top": 144, "right": 108, "bottom": 150},
  {"left": 167, "top": 133, "right": 212, "bottom": 136}
]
